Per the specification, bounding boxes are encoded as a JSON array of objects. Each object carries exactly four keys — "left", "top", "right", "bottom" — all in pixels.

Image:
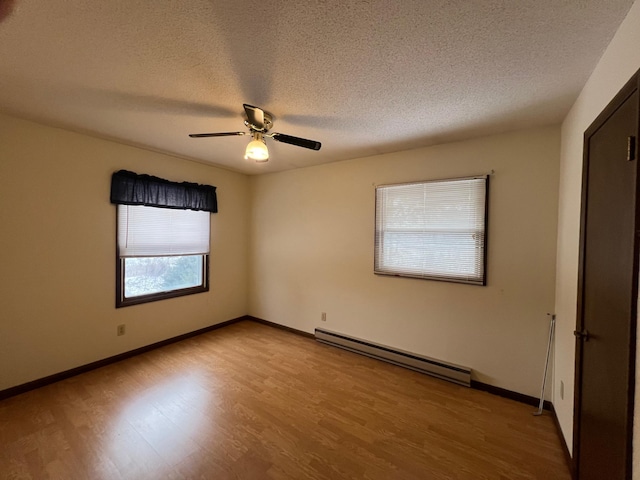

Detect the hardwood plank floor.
[{"left": 0, "top": 320, "right": 570, "bottom": 479}]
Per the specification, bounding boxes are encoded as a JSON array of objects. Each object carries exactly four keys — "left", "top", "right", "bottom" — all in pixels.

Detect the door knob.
[{"left": 574, "top": 329, "right": 590, "bottom": 341}]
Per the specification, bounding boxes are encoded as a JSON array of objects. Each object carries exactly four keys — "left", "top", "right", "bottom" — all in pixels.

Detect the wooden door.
[{"left": 575, "top": 74, "right": 639, "bottom": 480}]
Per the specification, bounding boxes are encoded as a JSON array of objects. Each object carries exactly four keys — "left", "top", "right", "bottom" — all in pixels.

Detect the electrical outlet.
[
  {"left": 321, "top": 312, "right": 327, "bottom": 322},
  {"left": 560, "top": 381, "right": 564, "bottom": 400},
  {"left": 117, "top": 324, "right": 126, "bottom": 336}
]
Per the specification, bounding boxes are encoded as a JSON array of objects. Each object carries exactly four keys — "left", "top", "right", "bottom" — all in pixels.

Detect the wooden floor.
[{"left": 0, "top": 320, "right": 570, "bottom": 480}]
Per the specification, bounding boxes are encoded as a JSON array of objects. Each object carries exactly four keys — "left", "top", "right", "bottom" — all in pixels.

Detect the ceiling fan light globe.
[{"left": 245, "top": 138, "right": 269, "bottom": 162}]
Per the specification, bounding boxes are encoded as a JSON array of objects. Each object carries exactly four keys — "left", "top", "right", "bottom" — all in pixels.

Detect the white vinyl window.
[
  {"left": 116, "top": 205, "right": 210, "bottom": 307},
  {"left": 374, "top": 176, "right": 488, "bottom": 285}
]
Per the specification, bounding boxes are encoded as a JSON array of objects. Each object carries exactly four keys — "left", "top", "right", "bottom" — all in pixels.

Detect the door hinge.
[{"left": 628, "top": 136, "right": 637, "bottom": 161}]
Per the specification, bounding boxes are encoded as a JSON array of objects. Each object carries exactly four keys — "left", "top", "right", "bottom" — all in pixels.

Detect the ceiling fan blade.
[
  {"left": 243, "top": 104, "right": 265, "bottom": 131},
  {"left": 270, "top": 133, "right": 321, "bottom": 151},
  {"left": 188, "top": 131, "right": 246, "bottom": 138}
]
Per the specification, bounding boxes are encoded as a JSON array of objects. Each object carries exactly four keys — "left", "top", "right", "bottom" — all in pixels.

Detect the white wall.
[
  {"left": 249, "top": 126, "right": 560, "bottom": 398},
  {"left": 0, "top": 113, "right": 250, "bottom": 391},
  {"left": 553, "top": 0, "right": 640, "bottom": 459}
]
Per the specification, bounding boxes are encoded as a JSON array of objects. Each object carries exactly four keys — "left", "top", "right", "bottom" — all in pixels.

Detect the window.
[
  {"left": 374, "top": 175, "right": 488, "bottom": 285},
  {"left": 110, "top": 169, "right": 217, "bottom": 308},
  {"left": 116, "top": 205, "right": 210, "bottom": 307}
]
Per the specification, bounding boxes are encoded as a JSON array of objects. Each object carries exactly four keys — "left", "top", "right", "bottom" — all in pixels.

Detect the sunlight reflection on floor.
[{"left": 107, "top": 372, "right": 214, "bottom": 474}]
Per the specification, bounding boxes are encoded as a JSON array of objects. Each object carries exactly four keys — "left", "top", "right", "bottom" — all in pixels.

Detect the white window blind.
[
  {"left": 374, "top": 176, "right": 487, "bottom": 285},
  {"left": 117, "top": 205, "right": 210, "bottom": 257}
]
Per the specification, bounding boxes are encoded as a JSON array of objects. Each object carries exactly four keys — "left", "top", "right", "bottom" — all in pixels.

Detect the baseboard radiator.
[{"left": 315, "top": 328, "right": 471, "bottom": 387}]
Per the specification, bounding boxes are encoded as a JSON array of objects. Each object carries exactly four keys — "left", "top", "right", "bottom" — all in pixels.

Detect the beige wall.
[
  {"left": 249, "top": 127, "right": 560, "bottom": 397},
  {"left": 0, "top": 114, "right": 560, "bottom": 401},
  {"left": 553, "top": 0, "right": 640, "bottom": 458},
  {"left": 0, "top": 113, "right": 250, "bottom": 391}
]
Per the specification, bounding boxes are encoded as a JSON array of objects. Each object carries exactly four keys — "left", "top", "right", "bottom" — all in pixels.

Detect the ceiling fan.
[{"left": 189, "top": 104, "right": 321, "bottom": 163}]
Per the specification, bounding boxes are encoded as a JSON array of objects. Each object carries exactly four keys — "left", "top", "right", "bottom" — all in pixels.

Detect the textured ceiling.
[{"left": 0, "top": 0, "right": 635, "bottom": 174}]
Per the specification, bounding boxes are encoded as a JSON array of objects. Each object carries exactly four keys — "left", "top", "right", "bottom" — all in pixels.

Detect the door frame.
[{"left": 574, "top": 70, "right": 640, "bottom": 479}]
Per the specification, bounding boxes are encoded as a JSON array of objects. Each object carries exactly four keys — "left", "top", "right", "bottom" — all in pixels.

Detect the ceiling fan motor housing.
[{"left": 245, "top": 111, "right": 273, "bottom": 132}]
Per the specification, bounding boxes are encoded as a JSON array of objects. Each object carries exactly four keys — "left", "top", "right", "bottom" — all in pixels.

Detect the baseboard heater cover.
[{"left": 315, "top": 328, "right": 471, "bottom": 387}]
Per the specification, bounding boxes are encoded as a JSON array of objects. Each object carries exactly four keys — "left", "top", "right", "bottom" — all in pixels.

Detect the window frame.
[
  {"left": 115, "top": 208, "right": 210, "bottom": 308},
  {"left": 374, "top": 175, "right": 489, "bottom": 285}
]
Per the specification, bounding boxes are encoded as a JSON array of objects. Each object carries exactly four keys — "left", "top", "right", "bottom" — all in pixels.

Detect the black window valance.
[{"left": 110, "top": 170, "right": 217, "bottom": 213}]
